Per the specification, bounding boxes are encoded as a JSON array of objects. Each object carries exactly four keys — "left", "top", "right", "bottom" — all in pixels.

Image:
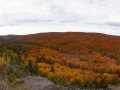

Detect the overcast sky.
[{"left": 0, "top": 0, "right": 120, "bottom": 35}]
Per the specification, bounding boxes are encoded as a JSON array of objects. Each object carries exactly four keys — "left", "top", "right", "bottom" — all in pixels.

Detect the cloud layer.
[{"left": 0, "top": 0, "right": 120, "bottom": 35}]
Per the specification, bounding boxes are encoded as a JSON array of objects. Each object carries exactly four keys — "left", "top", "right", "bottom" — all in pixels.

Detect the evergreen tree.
[
  {"left": 51, "top": 65, "right": 55, "bottom": 73},
  {"left": 58, "top": 78, "right": 70, "bottom": 87},
  {"left": 28, "top": 60, "right": 33, "bottom": 73},
  {"left": 34, "top": 61, "right": 39, "bottom": 75}
]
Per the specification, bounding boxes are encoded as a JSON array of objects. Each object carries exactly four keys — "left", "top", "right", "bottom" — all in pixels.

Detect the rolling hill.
[{"left": 0, "top": 32, "right": 120, "bottom": 89}]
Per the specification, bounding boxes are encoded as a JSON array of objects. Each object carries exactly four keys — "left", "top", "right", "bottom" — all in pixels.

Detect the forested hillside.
[{"left": 0, "top": 32, "right": 120, "bottom": 89}]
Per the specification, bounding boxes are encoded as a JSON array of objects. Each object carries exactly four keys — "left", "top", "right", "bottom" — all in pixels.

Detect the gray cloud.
[{"left": 105, "top": 22, "right": 120, "bottom": 27}]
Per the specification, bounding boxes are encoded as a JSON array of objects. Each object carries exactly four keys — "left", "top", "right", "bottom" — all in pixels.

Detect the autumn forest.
[{"left": 0, "top": 32, "right": 120, "bottom": 89}]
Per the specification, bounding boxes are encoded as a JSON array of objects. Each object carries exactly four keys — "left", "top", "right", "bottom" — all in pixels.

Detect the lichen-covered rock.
[
  {"left": 108, "top": 86, "right": 120, "bottom": 90},
  {"left": 21, "top": 76, "right": 59, "bottom": 90},
  {"left": 0, "top": 82, "right": 6, "bottom": 90},
  {"left": 21, "top": 76, "right": 120, "bottom": 90},
  {"left": 60, "top": 86, "right": 80, "bottom": 90}
]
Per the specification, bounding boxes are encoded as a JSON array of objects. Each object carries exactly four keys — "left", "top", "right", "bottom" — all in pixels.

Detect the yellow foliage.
[{"left": 103, "top": 73, "right": 110, "bottom": 79}]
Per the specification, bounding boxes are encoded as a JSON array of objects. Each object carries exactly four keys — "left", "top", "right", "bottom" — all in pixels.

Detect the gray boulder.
[
  {"left": 108, "top": 86, "right": 120, "bottom": 90},
  {"left": 60, "top": 86, "right": 80, "bottom": 90},
  {"left": 21, "top": 76, "right": 59, "bottom": 90},
  {"left": 0, "top": 82, "right": 7, "bottom": 90},
  {"left": 21, "top": 76, "right": 120, "bottom": 90}
]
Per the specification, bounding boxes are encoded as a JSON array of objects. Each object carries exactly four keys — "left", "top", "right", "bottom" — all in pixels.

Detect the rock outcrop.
[
  {"left": 20, "top": 76, "right": 120, "bottom": 90},
  {"left": 21, "top": 76, "right": 59, "bottom": 90},
  {"left": 108, "top": 86, "right": 120, "bottom": 90},
  {"left": 60, "top": 86, "right": 80, "bottom": 90},
  {"left": 0, "top": 81, "right": 7, "bottom": 90}
]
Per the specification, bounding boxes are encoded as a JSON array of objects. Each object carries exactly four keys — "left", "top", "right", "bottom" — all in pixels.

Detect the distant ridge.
[
  {"left": 0, "top": 35, "right": 22, "bottom": 40},
  {"left": 0, "top": 32, "right": 120, "bottom": 43},
  {"left": 0, "top": 32, "right": 119, "bottom": 37}
]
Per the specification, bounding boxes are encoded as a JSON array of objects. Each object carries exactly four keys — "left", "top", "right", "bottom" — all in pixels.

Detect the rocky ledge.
[
  {"left": 21, "top": 76, "right": 59, "bottom": 90},
  {"left": 21, "top": 76, "right": 120, "bottom": 90},
  {"left": 1, "top": 76, "right": 120, "bottom": 90}
]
